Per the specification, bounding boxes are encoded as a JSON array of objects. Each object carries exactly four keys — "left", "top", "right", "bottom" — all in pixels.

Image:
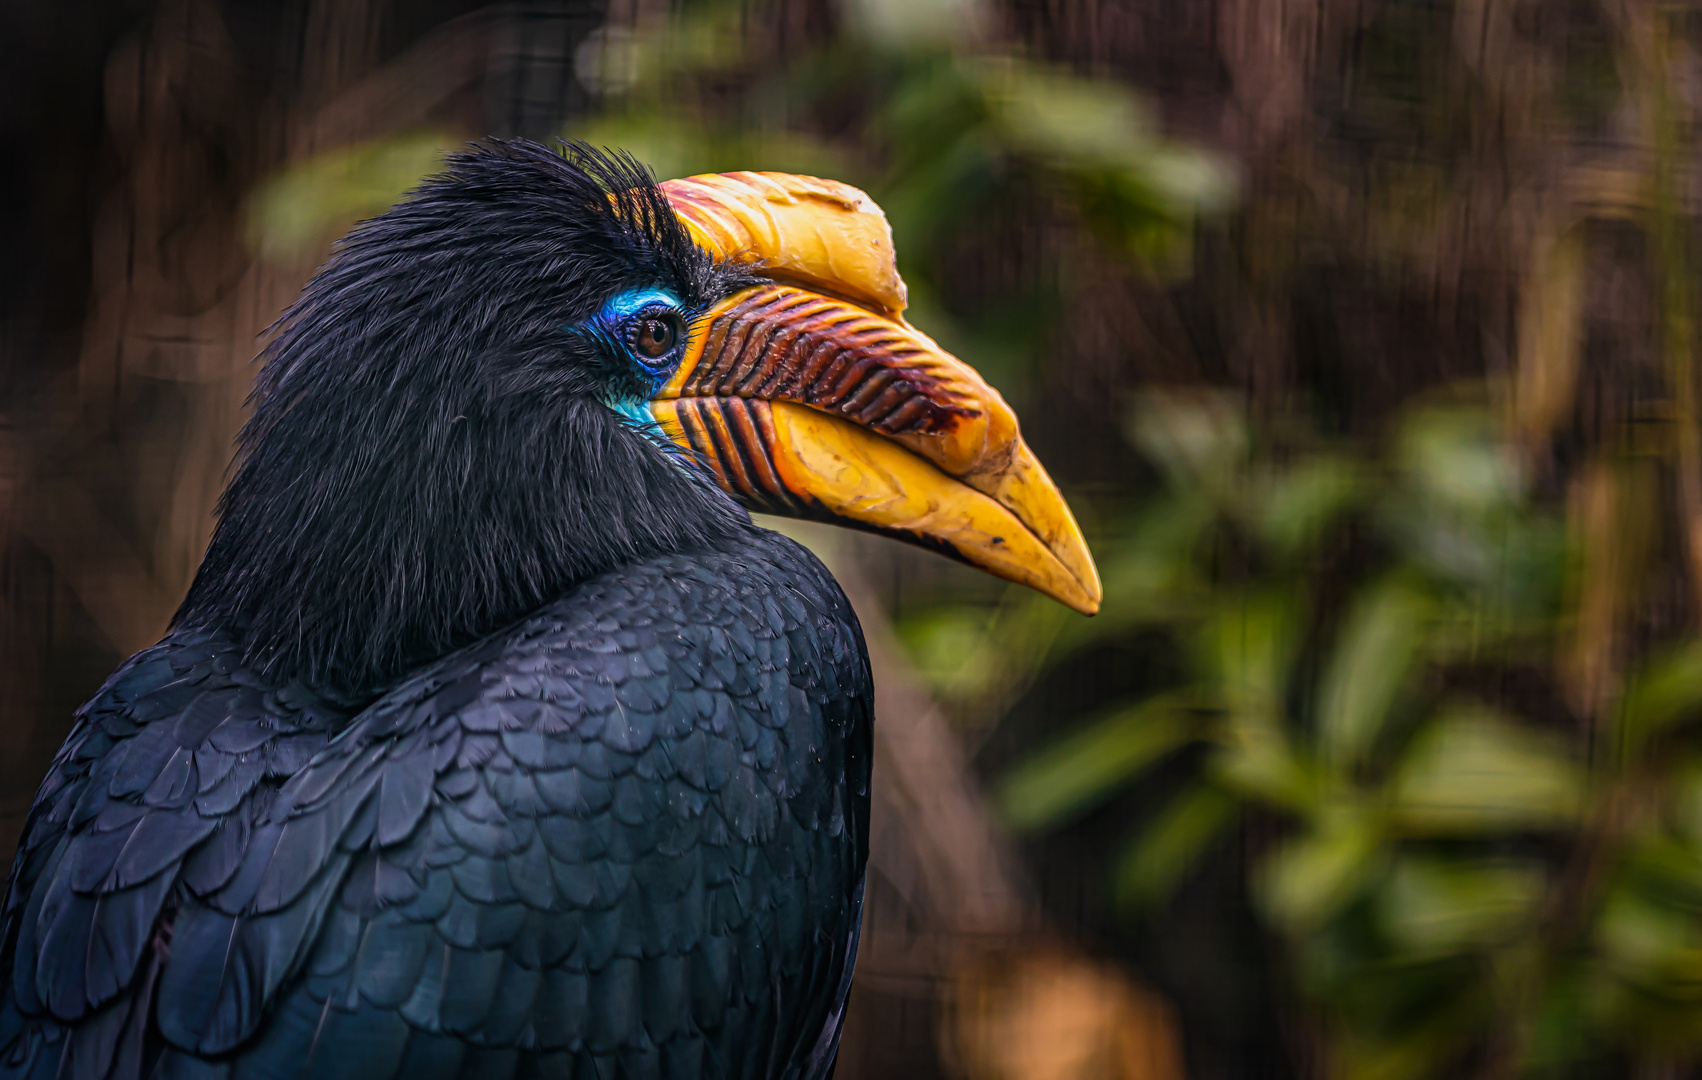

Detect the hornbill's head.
[{"left": 180, "top": 141, "right": 1099, "bottom": 694}]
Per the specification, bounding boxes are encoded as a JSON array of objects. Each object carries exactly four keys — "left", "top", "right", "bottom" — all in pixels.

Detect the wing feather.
[
  {"left": 0, "top": 634, "right": 348, "bottom": 1077},
  {"left": 3, "top": 538, "right": 869, "bottom": 1080}
]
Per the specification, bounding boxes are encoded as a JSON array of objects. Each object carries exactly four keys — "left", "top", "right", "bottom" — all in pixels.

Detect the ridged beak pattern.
[{"left": 649, "top": 171, "right": 1102, "bottom": 615}]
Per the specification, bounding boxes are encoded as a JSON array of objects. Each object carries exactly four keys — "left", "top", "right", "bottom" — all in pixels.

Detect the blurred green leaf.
[
  {"left": 1421, "top": 575, "right": 1560, "bottom": 662},
  {"left": 1377, "top": 857, "right": 1546, "bottom": 958},
  {"left": 895, "top": 606, "right": 1008, "bottom": 701},
  {"left": 1258, "top": 455, "right": 1366, "bottom": 556},
  {"left": 997, "top": 692, "right": 1199, "bottom": 831},
  {"left": 1259, "top": 804, "right": 1386, "bottom": 930},
  {"left": 1126, "top": 390, "right": 1248, "bottom": 504},
  {"left": 247, "top": 131, "right": 456, "bottom": 260},
  {"left": 1090, "top": 497, "right": 1214, "bottom": 608},
  {"left": 1197, "top": 591, "right": 1300, "bottom": 719},
  {"left": 899, "top": 496, "right": 1212, "bottom": 711},
  {"left": 1395, "top": 407, "right": 1525, "bottom": 517},
  {"left": 1317, "top": 578, "right": 1433, "bottom": 772},
  {"left": 1619, "top": 834, "right": 1702, "bottom": 913},
  {"left": 1375, "top": 406, "right": 1565, "bottom": 600},
  {"left": 1596, "top": 890, "right": 1702, "bottom": 997},
  {"left": 1671, "top": 771, "right": 1702, "bottom": 851},
  {"left": 1044, "top": 496, "right": 1214, "bottom": 653},
  {"left": 1332, "top": 1026, "right": 1467, "bottom": 1080},
  {"left": 975, "top": 58, "right": 1157, "bottom": 167},
  {"left": 1202, "top": 592, "right": 1317, "bottom": 809},
  {"left": 1620, "top": 641, "right": 1702, "bottom": 755},
  {"left": 846, "top": 0, "right": 988, "bottom": 49},
  {"left": 1525, "top": 971, "right": 1601, "bottom": 1077},
  {"left": 1213, "top": 721, "right": 1318, "bottom": 811},
  {"left": 966, "top": 58, "right": 1234, "bottom": 239},
  {"left": 1113, "top": 783, "right": 1237, "bottom": 909},
  {"left": 1389, "top": 704, "right": 1584, "bottom": 834}
]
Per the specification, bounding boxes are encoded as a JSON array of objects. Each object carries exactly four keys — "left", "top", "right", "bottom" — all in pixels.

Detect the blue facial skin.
[
  {"left": 592, "top": 287, "right": 688, "bottom": 444},
  {"left": 599, "top": 288, "right": 684, "bottom": 333}
]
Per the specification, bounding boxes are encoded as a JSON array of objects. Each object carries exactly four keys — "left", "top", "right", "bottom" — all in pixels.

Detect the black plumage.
[{"left": 0, "top": 143, "right": 871, "bottom": 1080}]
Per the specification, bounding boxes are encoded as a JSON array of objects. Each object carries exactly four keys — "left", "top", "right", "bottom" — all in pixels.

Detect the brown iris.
[{"left": 633, "top": 316, "right": 677, "bottom": 359}]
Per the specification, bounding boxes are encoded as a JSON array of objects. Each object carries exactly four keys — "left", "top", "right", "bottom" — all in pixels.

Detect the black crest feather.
[{"left": 176, "top": 140, "right": 752, "bottom": 697}]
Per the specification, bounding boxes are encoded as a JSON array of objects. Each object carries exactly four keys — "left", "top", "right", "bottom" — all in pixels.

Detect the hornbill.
[{"left": 0, "top": 142, "right": 1099, "bottom": 1080}]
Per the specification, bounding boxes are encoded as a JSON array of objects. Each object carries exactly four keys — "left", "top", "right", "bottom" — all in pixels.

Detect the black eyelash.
[{"left": 624, "top": 307, "right": 680, "bottom": 334}]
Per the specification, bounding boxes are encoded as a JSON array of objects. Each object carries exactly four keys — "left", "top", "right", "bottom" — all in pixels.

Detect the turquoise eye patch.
[
  {"left": 592, "top": 288, "right": 687, "bottom": 448},
  {"left": 599, "top": 288, "right": 682, "bottom": 323}
]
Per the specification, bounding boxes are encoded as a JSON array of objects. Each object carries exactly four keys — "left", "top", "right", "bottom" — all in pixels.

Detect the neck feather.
[{"left": 177, "top": 391, "right": 748, "bottom": 697}]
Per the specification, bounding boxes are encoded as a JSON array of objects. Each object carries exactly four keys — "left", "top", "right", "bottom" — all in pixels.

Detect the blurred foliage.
[
  {"left": 943, "top": 389, "right": 1702, "bottom": 1077},
  {"left": 246, "top": 0, "right": 1230, "bottom": 398},
  {"left": 245, "top": 131, "right": 463, "bottom": 260}
]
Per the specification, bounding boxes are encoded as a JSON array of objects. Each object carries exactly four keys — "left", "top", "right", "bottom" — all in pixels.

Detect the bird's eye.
[{"left": 633, "top": 316, "right": 677, "bottom": 360}]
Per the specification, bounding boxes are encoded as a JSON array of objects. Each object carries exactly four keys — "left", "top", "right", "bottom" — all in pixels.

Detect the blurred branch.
[{"left": 1646, "top": 13, "right": 1702, "bottom": 627}]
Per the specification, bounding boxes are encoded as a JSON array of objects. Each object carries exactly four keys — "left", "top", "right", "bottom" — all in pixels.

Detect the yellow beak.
[{"left": 648, "top": 172, "right": 1102, "bottom": 615}]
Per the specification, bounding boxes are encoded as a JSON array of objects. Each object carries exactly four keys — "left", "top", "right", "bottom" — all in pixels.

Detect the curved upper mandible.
[{"left": 659, "top": 172, "right": 909, "bottom": 318}]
